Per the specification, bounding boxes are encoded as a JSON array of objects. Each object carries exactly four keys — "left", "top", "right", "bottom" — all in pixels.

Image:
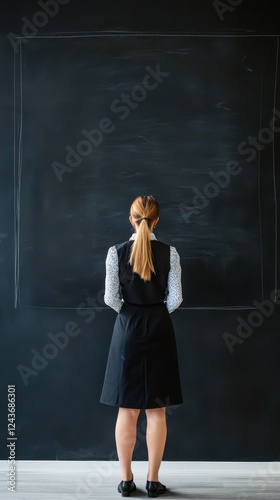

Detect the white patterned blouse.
[{"left": 104, "top": 233, "right": 183, "bottom": 314}]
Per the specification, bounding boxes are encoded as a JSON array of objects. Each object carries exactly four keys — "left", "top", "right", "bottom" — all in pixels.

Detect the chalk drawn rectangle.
[{"left": 13, "top": 34, "right": 279, "bottom": 309}]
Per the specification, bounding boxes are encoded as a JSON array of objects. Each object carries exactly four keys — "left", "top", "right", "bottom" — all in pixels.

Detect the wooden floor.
[{"left": 1, "top": 461, "right": 280, "bottom": 499}]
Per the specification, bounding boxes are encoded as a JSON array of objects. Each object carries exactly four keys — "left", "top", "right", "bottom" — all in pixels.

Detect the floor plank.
[{"left": 1, "top": 461, "right": 279, "bottom": 499}]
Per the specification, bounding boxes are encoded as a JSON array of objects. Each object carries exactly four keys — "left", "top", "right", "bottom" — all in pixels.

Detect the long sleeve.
[
  {"left": 104, "top": 246, "right": 123, "bottom": 313},
  {"left": 166, "top": 246, "right": 183, "bottom": 313}
]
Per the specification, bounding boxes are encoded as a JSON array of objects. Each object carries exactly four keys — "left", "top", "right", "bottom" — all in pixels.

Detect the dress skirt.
[{"left": 100, "top": 302, "right": 183, "bottom": 409}]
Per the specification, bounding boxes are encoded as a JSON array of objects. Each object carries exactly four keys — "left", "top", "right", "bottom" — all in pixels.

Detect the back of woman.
[{"left": 100, "top": 195, "right": 183, "bottom": 498}]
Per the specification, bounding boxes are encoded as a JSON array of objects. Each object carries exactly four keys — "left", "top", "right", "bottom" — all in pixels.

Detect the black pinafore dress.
[{"left": 100, "top": 239, "right": 183, "bottom": 409}]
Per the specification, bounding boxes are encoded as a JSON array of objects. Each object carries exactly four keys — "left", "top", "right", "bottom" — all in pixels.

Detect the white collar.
[{"left": 129, "top": 232, "right": 157, "bottom": 241}]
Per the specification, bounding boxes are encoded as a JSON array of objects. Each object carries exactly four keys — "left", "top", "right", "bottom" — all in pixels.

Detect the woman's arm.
[
  {"left": 104, "top": 246, "right": 123, "bottom": 313},
  {"left": 166, "top": 246, "right": 183, "bottom": 313}
]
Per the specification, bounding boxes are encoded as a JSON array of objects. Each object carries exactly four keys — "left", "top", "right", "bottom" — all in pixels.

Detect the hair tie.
[{"left": 140, "top": 217, "right": 151, "bottom": 222}]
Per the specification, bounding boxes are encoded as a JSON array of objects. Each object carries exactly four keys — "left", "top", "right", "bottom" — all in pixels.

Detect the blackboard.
[
  {"left": 14, "top": 35, "right": 279, "bottom": 310},
  {"left": 1, "top": 1, "right": 279, "bottom": 463}
]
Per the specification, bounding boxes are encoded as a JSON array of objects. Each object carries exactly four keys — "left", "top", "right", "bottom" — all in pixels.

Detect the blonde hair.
[{"left": 129, "top": 195, "right": 159, "bottom": 281}]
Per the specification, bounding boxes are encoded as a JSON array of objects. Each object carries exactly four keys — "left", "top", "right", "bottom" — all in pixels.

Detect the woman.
[{"left": 100, "top": 195, "right": 183, "bottom": 498}]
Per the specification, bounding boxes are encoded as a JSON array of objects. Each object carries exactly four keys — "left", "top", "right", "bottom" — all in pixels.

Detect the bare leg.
[
  {"left": 115, "top": 407, "right": 141, "bottom": 481},
  {"left": 145, "top": 407, "right": 167, "bottom": 482}
]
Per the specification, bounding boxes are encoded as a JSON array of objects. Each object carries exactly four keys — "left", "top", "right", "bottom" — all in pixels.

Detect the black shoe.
[
  {"left": 146, "top": 480, "right": 167, "bottom": 498},
  {"left": 117, "top": 477, "right": 136, "bottom": 497}
]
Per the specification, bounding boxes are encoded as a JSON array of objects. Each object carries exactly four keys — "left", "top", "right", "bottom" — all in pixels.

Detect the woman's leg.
[
  {"left": 115, "top": 407, "right": 141, "bottom": 480},
  {"left": 145, "top": 407, "right": 167, "bottom": 481}
]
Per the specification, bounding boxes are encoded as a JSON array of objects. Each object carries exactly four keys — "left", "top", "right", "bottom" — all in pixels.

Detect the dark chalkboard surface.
[
  {"left": 1, "top": 21, "right": 278, "bottom": 463},
  {"left": 14, "top": 35, "right": 278, "bottom": 309}
]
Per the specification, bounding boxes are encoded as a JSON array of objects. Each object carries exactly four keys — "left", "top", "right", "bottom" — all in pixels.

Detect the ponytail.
[
  {"left": 128, "top": 195, "right": 159, "bottom": 281},
  {"left": 129, "top": 219, "right": 155, "bottom": 281}
]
